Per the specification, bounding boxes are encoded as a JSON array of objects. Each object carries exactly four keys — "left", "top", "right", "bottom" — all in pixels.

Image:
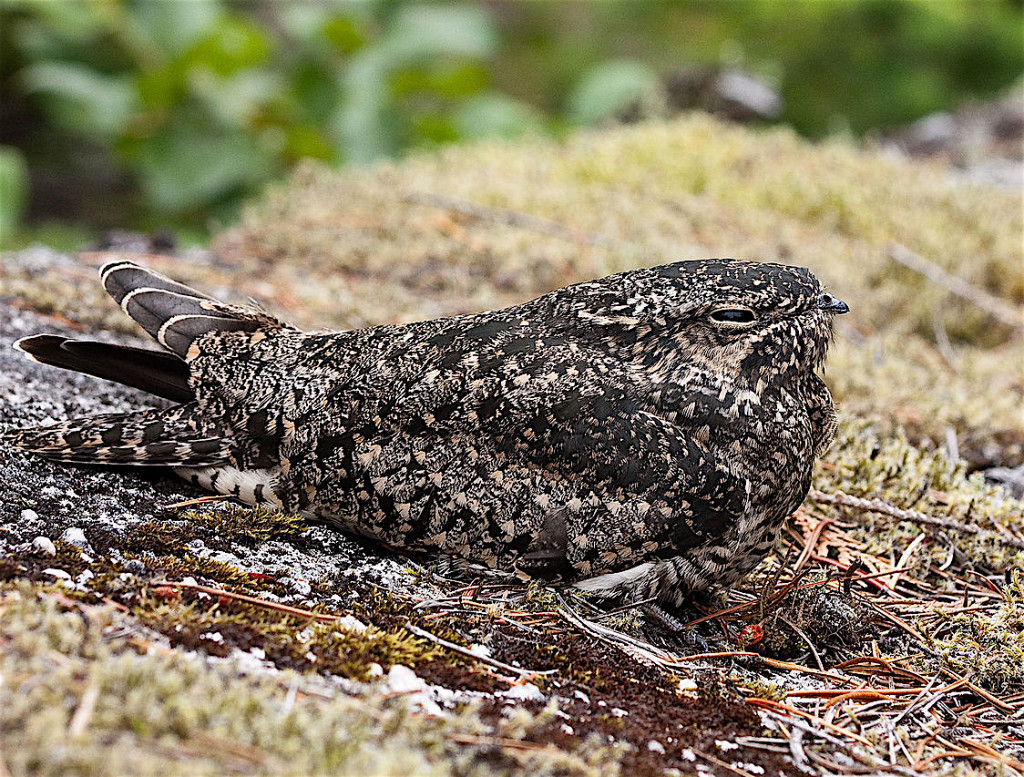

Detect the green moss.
[
  {"left": 179, "top": 504, "right": 308, "bottom": 546},
  {"left": 132, "top": 590, "right": 444, "bottom": 681},
  {"left": 114, "top": 504, "right": 307, "bottom": 560},
  {"left": 148, "top": 554, "right": 287, "bottom": 594},
  {"left": 0, "top": 583, "right": 621, "bottom": 777},
  {"left": 0, "top": 524, "right": 297, "bottom": 617},
  {"left": 926, "top": 571, "right": 1024, "bottom": 693},
  {"left": 0, "top": 535, "right": 456, "bottom": 682},
  {"left": 814, "top": 417, "right": 1024, "bottom": 577},
  {"left": 825, "top": 337, "right": 1024, "bottom": 468},
  {"left": 739, "top": 679, "right": 786, "bottom": 703}
]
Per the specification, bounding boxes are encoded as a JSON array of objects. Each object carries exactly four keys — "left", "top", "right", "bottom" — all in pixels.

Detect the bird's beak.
[{"left": 817, "top": 293, "right": 850, "bottom": 314}]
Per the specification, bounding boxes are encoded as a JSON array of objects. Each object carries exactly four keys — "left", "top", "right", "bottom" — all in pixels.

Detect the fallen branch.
[
  {"left": 887, "top": 243, "right": 1023, "bottom": 330},
  {"left": 808, "top": 488, "right": 1024, "bottom": 550}
]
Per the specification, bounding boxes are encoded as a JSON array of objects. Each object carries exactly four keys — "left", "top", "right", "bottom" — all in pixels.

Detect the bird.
[{"left": 6, "top": 257, "right": 849, "bottom": 606}]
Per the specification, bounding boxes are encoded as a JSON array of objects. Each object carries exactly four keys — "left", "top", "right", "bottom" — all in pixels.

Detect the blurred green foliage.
[
  {"left": 0, "top": 0, "right": 1020, "bottom": 247},
  {"left": 494, "top": 1, "right": 1024, "bottom": 136},
  {"left": 0, "top": 144, "right": 28, "bottom": 243}
]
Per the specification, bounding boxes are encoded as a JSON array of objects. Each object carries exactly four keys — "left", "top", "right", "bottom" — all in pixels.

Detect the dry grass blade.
[
  {"left": 792, "top": 515, "right": 834, "bottom": 572},
  {"left": 555, "top": 594, "right": 682, "bottom": 666},
  {"left": 693, "top": 748, "right": 764, "bottom": 777},
  {"left": 445, "top": 733, "right": 563, "bottom": 752},
  {"left": 745, "top": 698, "right": 874, "bottom": 747},
  {"left": 939, "top": 669, "right": 1018, "bottom": 715},
  {"left": 161, "top": 495, "right": 230, "bottom": 509},
  {"left": 674, "top": 650, "right": 760, "bottom": 662}
]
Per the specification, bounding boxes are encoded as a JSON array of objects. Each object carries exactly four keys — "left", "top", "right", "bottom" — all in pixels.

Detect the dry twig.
[
  {"left": 808, "top": 488, "right": 1024, "bottom": 550},
  {"left": 403, "top": 623, "right": 555, "bottom": 679},
  {"left": 150, "top": 580, "right": 341, "bottom": 622}
]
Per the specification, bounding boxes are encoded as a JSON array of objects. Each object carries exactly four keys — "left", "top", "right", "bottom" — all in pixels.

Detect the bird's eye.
[{"left": 709, "top": 307, "right": 755, "bottom": 325}]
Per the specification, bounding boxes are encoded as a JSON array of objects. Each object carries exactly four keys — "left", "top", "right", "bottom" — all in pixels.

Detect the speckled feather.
[{"left": 7, "top": 258, "right": 848, "bottom": 605}]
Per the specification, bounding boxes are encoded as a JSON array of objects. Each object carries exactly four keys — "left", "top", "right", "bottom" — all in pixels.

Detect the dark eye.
[{"left": 710, "top": 308, "right": 755, "bottom": 325}]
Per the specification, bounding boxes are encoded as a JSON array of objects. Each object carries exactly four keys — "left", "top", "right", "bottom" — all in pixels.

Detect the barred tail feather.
[
  {"left": 4, "top": 405, "right": 231, "bottom": 467},
  {"left": 100, "top": 260, "right": 289, "bottom": 359}
]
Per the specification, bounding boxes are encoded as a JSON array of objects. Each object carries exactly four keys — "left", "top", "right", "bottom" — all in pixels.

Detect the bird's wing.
[
  {"left": 256, "top": 336, "right": 747, "bottom": 576},
  {"left": 372, "top": 343, "right": 749, "bottom": 573},
  {"left": 509, "top": 395, "right": 749, "bottom": 577}
]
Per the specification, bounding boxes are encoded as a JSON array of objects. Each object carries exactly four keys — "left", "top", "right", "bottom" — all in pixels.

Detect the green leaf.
[
  {"left": 333, "top": 5, "right": 499, "bottom": 163},
  {"left": 20, "top": 61, "right": 134, "bottom": 137},
  {"left": 135, "top": 62, "right": 188, "bottom": 112},
  {"left": 334, "top": 51, "right": 397, "bottom": 163},
  {"left": 419, "top": 62, "right": 489, "bottom": 99},
  {"left": 384, "top": 5, "right": 498, "bottom": 62},
  {"left": 321, "top": 13, "right": 365, "bottom": 54},
  {"left": 454, "top": 93, "right": 546, "bottom": 140},
  {"left": 567, "top": 59, "right": 663, "bottom": 126},
  {"left": 132, "top": 0, "right": 221, "bottom": 58},
  {"left": 188, "top": 67, "right": 284, "bottom": 128},
  {"left": 1, "top": 0, "right": 104, "bottom": 42},
  {"left": 411, "top": 112, "right": 458, "bottom": 145},
  {"left": 282, "top": 124, "right": 334, "bottom": 163},
  {"left": 134, "top": 125, "right": 276, "bottom": 213},
  {"left": 186, "top": 14, "right": 271, "bottom": 75}
]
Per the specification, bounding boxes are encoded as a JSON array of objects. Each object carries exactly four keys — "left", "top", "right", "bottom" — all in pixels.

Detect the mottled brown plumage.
[{"left": 6, "top": 258, "right": 848, "bottom": 605}]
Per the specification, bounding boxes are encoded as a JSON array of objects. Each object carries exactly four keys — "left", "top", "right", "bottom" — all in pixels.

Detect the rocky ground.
[
  {"left": 2, "top": 111, "right": 1023, "bottom": 776},
  {"left": 0, "top": 271, "right": 415, "bottom": 601}
]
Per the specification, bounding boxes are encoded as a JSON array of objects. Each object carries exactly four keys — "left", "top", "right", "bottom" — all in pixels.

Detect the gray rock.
[
  {"left": 32, "top": 536, "right": 56, "bottom": 556},
  {"left": 61, "top": 526, "right": 90, "bottom": 550},
  {"left": 985, "top": 464, "right": 1024, "bottom": 499}
]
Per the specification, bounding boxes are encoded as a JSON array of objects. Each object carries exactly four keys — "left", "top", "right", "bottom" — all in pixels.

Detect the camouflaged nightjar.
[{"left": 8, "top": 258, "right": 849, "bottom": 605}]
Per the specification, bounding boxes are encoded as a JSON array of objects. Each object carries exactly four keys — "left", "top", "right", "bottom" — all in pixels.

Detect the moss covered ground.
[{"left": 1, "top": 112, "right": 1022, "bottom": 776}]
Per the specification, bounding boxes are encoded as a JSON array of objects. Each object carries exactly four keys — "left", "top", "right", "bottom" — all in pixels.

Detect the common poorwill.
[{"left": 7, "top": 258, "right": 849, "bottom": 605}]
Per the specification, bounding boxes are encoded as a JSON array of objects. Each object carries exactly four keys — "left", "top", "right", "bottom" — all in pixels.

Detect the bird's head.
[{"left": 556, "top": 258, "right": 849, "bottom": 384}]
